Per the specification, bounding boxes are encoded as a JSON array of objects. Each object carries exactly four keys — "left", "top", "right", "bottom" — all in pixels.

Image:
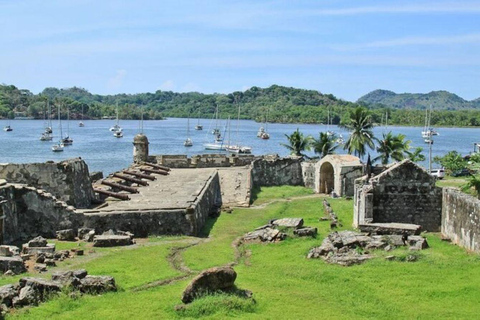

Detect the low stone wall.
[
  {"left": 152, "top": 154, "right": 255, "bottom": 169},
  {"left": 0, "top": 184, "right": 82, "bottom": 244},
  {"left": 0, "top": 159, "right": 93, "bottom": 208},
  {"left": 442, "top": 188, "right": 480, "bottom": 252},
  {"left": 301, "top": 162, "right": 316, "bottom": 189},
  {"left": 251, "top": 156, "right": 303, "bottom": 187}
]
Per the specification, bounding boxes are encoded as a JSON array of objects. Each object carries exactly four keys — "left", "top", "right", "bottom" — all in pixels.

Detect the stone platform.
[{"left": 80, "top": 167, "right": 253, "bottom": 237}]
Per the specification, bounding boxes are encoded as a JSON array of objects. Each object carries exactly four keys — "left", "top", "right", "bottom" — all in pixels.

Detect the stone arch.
[{"left": 319, "top": 162, "right": 335, "bottom": 194}]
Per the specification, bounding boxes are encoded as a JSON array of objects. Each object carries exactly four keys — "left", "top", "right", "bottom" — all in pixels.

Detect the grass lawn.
[{"left": 5, "top": 186, "right": 480, "bottom": 319}]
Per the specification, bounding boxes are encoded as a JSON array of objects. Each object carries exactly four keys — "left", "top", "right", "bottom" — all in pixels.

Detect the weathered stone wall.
[
  {"left": 301, "top": 162, "right": 316, "bottom": 189},
  {"left": 354, "top": 160, "right": 442, "bottom": 231},
  {"left": 251, "top": 156, "right": 303, "bottom": 187},
  {"left": 0, "top": 184, "right": 83, "bottom": 244},
  {"left": 190, "top": 171, "right": 221, "bottom": 235},
  {"left": 152, "top": 154, "right": 256, "bottom": 169},
  {"left": 0, "top": 159, "right": 93, "bottom": 208},
  {"left": 442, "top": 188, "right": 480, "bottom": 252},
  {"left": 341, "top": 166, "right": 365, "bottom": 197}
]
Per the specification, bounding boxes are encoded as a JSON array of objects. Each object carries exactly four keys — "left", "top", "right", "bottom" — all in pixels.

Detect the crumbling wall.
[
  {"left": 442, "top": 188, "right": 480, "bottom": 252},
  {"left": 354, "top": 160, "right": 442, "bottom": 231},
  {"left": 0, "top": 184, "right": 83, "bottom": 244},
  {"left": 152, "top": 154, "right": 256, "bottom": 168},
  {"left": 251, "top": 156, "right": 303, "bottom": 187},
  {"left": 341, "top": 166, "right": 365, "bottom": 197},
  {"left": 0, "top": 158, "right": 93, "bottom": 208},
  {"left": 190, "top": 171, "right": 221, "bottom": 235}
]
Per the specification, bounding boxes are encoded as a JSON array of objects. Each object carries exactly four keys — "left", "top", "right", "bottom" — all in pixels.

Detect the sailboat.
[
  {"left": 257, "top": 109, "right": 270, "bottom": 139},
  {"left": 226, "top": 102, "right": 252, "bottom": 154},
  {"left": 184, "top": 118, "right": 193, "bottom": 147},
  {"left": 110, "top": 105, "right": 122, "bottom": 133},
  {"left": 326, "top": 108, "right": 335, "bottom": 137},
  {"left": 3, "top": 118, "right": 12, "bottom": 132},
  {"left": 204, "top": 106, "right": 226, "bottom": 151},
  {"left": 79, "top": 105, "right": 85, "bottom": 127},
  {"left": 62, "top": 107, "right": 73, "bottom": 145},
  {"left": 52, "top": 104, "right": 64, "bottom": 152},
  {"left": 195, "top": 113, "right": 203, "bottom": 130},
  {"left": 422, "top": 105, "right": 438, "bottom": 143}
]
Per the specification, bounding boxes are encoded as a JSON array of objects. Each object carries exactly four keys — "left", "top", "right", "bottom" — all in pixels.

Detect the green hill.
[{"left": 358, "top": 89, "right": 480, "bottom": 110}]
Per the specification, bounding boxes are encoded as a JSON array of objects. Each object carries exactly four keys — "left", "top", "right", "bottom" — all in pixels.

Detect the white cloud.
[
  {"left": 333, "top": 33, "right": 480, "bottom": 50},
  {"left": 305, "top": 3, "right": 480, "bottom": 16},
  {"left": 107, "top": 69, "right": 126, "bottom": 90},
  {"left": 158, "top": 80, "right": 175, "bottom": 91}
]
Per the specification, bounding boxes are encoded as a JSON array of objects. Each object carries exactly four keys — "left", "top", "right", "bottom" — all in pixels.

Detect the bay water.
[{"left": 0, "top": 118, "right": 476, "bottom": 175}]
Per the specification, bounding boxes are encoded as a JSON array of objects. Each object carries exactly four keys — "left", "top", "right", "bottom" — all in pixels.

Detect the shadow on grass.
[
  {"left": 249, "top": 186, "right": 261, "bottom": 205},
  {"left": 198, "top": 215, "right": 219, "bottom": 238}
]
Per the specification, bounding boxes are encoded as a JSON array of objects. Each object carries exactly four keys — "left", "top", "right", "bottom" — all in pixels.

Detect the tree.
[
  {"left": 462, "top": 175, "right": 480, "bottom": 199},
  {"left": 406, "top": 147, "right": 426, "bottom": 163},
  {"left": 340, "top": 107, "right": 375, "bottom": 159},
  {"left": 310, "top": 132, "right": 338, "bottom": 159},
  {"left": 374, "top": 132, "right": 411, "bottom": 165},
  {"left": 280, "top": 129, "right": 311, "bottom": 157},
  {"left": 433, "top": 151, "right": 466, "bottom": 173}
]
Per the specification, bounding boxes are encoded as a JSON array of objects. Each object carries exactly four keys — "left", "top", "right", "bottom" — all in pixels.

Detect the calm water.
[{"left": 0, "top": 118, "right": 476, "bottom": 175}]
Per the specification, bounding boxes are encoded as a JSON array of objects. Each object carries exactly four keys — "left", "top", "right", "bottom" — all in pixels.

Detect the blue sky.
[{"left": 1, "top": 0, "right": 479, "bottom": 101}]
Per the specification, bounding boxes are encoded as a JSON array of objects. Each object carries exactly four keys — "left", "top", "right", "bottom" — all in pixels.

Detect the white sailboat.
[
  {"left": 3, "top": 119, "right": 12, "bottom": 132},
  {"left": 195, "top": 113, "right": 203, "bottom": 130},
  {"left": 326, "top": 108, "right": 335, "bottom": 137},
  {"left": 62, "top": 107, "right": 73, "bottom": 146},
  {"left": 257, "top": 109, "right": 270, "bottom": 139},
  {"left": 79, "top": 104, "right": 85, "bottom": 127},
  {"left": 40, "top": 100, "right": 53, "bottom": 140},
  {"left": 52, "top": 104, "right": 64, "bottom": 152},
  {"left": 110, "top": 105, "right": 122, "bottom": 132},
  {"left": 226, "top": 102, "right": 252, "bottom": 154},
  {"left": 184, "top": 118, "right": 193, "bottom": 147},
  {"left": 422, "top": 105, "right": 439, "bottom": 141}
]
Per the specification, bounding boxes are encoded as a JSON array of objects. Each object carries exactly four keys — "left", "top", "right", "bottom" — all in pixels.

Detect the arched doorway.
[{"left": 319, "top": 162, "right": 334, "bottom": 194}]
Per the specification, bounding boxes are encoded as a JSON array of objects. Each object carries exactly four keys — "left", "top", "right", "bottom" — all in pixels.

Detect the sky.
[{"left": 1, "top": 0, "right": 479, "bottom": 101}]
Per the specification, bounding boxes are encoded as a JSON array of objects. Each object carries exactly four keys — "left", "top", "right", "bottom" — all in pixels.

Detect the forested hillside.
[
  {"left": 2, "top": 83, "right": 480, "bottom": 127},
  {"left": 358, "top": 89, "right": 480, "bottom": 110}
]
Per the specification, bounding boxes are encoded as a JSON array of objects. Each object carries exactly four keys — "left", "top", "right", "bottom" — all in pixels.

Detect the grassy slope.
[{"left": 6, "top": 186, "right": 480, "bottom": 319}]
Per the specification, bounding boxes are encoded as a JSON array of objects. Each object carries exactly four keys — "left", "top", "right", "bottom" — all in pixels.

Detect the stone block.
[
  {"left": 27, "top": 236, "right": 48, "bottom": 248},
  {"left": 0, "top": 256, "right": 26, "bottom": 275},
  {"left": 182, "top": 266, "right": 236, "bottom": 303},
  {"left": 271, "top": 218, "right": 304, "bottom": 229},
  {"left": 294, "top": 227, "right": 317, "bottom": 237},
  {"left": 23, "top": 244, "right": 55, "bottom": 255},
  {"left": 93, "top": 235, "right": 134, "bottom": 247},
  {"left": 0, "top": 284, "right": 19, "bottom": 307},
  {"left": 78, "top": 275, "right": 116, "bottom": 294},
  {"left": 56, "top": 229, "right": 76, "bottom": 241},
  {"left": 0, "top": 245, "right": 19, "bottom": 257}
]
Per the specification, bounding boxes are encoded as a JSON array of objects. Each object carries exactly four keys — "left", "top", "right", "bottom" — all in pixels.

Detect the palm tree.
[
  {"left": 406, "top": 147, "right": 426, "bottom": 163},
  {"left": 340, "top": 107, "right": 375, "bottom": 159},
  {"left": 310, "top": 132, "right": 338, "bottom": 159},
  {"left": 280, "top": 128, "right": 311, "bottom": 157},
  {"left": 462, "top": 175, "right": 480, "bottom": 199},
  {"left": 374, "top": 132, "right": 411, "bottom": 165}
]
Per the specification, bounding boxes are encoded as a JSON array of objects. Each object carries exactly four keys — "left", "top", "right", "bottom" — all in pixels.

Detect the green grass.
[
  {"left": 6, "top": 186, "right": 480, "bottom": 319},
  {"left": 249, "top": 185, "right": 314, "bottom": 205}
]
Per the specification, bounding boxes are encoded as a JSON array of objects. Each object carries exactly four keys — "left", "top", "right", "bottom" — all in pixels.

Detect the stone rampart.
[
  {"left": 251, "top": 156, "right": 303, "bottom": 187},
  {"left": 152, "top": 154, "right": 255, "bottom": 168},
  {"left": 81, "top": 171, "right": 221, "bottom": 237},
  {"left": 442, "top": 188, "right": 480, "bottom": 252},
  {"left": 0, "top": 158, "right": 93, "bottom": 208}
]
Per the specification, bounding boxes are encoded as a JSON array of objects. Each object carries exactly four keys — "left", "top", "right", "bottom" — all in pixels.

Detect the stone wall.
[
  {"left": 0, "top": 159, "right": 94, "bottom": 208},
  {"left": 152, "top": 154, "right": 256, "bottom": 168},
  {"left": 301, "top": 162, "right": 316, "bottom": 189},
  {"left": 442, "top": 188, "right": 480, "bottom": 252},
  {"left": 0, "top": 184, "right": 82, "bottom": 244},
  {"left": 251, "top": 155, "right": 303, "bottom": 187},
  {"left": 354, "top": 160, "right": 442, "bottom": 231}
]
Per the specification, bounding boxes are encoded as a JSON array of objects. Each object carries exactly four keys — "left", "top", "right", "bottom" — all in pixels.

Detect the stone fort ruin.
[{"left": 0, "top": 135, "right": 478, "bottom": 254}]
